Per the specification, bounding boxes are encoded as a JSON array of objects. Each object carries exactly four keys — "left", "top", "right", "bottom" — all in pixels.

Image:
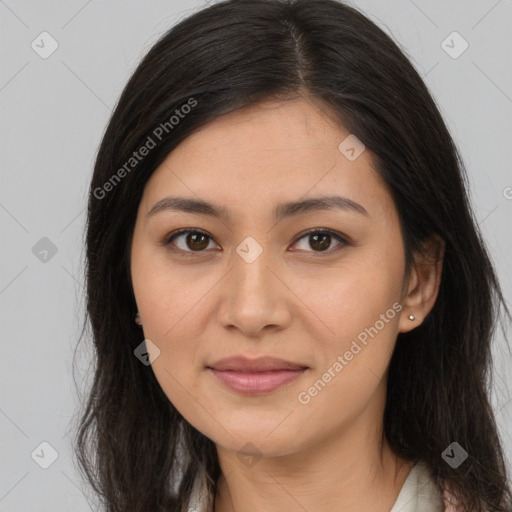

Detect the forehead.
[{"left": 140, "top": 97, "right": 393, "bottom": 221}]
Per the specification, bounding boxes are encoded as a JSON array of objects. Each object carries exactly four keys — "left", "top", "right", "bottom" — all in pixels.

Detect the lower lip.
[{"left": 208, "top": 368, "right": 306, "bottom": 394}]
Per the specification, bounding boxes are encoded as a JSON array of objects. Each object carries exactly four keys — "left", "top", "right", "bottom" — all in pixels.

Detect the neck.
[{"left": 213, "top": 424, "right": 412, "bottom": 512}]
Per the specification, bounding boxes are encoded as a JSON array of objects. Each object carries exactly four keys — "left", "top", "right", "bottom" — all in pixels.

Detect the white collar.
[{"left": 186, "top": 460, "right": 444, "bottom": 512}]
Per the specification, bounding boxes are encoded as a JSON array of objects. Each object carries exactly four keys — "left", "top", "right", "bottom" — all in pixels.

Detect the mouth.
[{"left": 206, "top": 355, "right": 308, "bottom": 395}]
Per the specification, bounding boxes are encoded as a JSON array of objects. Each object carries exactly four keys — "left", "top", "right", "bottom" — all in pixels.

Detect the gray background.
[{"left": 1, "top": 0, "right": 511, "bottom": 510}]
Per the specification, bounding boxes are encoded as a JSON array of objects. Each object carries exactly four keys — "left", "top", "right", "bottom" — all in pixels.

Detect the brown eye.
[
  {"left": 292, "top": 229, "right": 348, "bottom": 253},
  {"left": 185, "top": 232, "right": 210, "bottom": 251},
  {"left": 309, "top": 233, "right": 331, "bottom": 251},
  {"left": 164, "top": 229, "right": 217, "bottom": 253}
]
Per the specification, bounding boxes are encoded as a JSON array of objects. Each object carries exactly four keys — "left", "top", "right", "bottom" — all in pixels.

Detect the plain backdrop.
[{"left": 0, "top": 0, "right": 511, "bottom": 510}]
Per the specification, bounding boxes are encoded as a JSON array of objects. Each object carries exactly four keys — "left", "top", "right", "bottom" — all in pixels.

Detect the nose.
[{"left": 216, "top": 243, "right": 292, "bottom": 337}]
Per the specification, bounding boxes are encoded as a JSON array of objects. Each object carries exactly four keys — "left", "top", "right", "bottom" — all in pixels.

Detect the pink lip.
[
  {"left": 208, "top": 368, "right": 306, "bottom": 394},
  {"left": 208, "top": 355, "right": 307, "bottom": 372},
  {"left": 207, "top": 355, "right": 308, "bottom": 394}
]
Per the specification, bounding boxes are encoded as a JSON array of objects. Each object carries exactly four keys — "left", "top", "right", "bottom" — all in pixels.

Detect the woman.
[{"left": 75, "top": 0, "right": 512, "bottom": 511}]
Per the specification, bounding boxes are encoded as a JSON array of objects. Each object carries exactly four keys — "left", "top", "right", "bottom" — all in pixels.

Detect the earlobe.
[{"left": 398, "top": 234, "right": 445, "bottom": 333}]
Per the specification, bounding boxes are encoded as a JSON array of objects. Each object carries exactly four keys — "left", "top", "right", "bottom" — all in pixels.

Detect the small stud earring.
[
  {"left": 135, "top": 312, "right": 142, "bottom": 326},
  {"left": 408, "top": 314, "right": 415, "bottom": 321}
]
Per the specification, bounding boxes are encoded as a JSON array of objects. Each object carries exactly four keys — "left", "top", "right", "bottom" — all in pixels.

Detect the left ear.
[{"left": 398, "top": 234, "right": 445, "bottom": 333}]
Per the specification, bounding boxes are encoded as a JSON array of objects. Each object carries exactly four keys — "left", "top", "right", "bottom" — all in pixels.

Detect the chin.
[{"left": 205, "top": 420, "right": 307, "bottom": 458}]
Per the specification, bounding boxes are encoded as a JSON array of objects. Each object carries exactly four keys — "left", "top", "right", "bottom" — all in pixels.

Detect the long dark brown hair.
[{"left": 73, "top": 0, "right": 512, "bottom": 510}]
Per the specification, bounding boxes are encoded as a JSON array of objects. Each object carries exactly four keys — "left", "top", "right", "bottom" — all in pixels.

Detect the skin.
[{"left": 130, "top": 96, "right": 444, "bottom": 512}]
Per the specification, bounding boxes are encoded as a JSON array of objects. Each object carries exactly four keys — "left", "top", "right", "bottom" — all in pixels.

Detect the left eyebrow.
[{"left": 147, "top": 194, "right": 369, "bottom": 223}]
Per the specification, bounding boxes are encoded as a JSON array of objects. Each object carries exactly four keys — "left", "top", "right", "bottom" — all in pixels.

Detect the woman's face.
[{"left": 130, "top": 97, "right": 414, "bottom": 458}]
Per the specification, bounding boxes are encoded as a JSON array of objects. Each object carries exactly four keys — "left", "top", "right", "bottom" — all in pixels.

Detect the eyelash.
[{"left": 161, "top": 228, "right": 350, "bottom": 257}]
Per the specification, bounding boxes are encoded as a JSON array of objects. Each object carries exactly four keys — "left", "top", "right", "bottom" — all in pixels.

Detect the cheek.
[
  {"left": 134, "top": 264, "right": 209, "bottom": 420},
  {"left": 131, "top": 248, "right": 225, "bottom": 409},
  {"left": 136, "top": 280, "right": 207, "bottom": 386},
  {"left": 132, "top": 242, "right": 215, "bottom": 340},
  {"left": 293, "top": 248, "right": 405, "bottom": 409},
  {"left": 298, "top": 253, "right": 404, "bottom": 344},
  {"left": 131, "top": 244, "right": 194, "bottom": 368},
  {"left": 293, "top": 268, "right": 403, "bottom": 430}
]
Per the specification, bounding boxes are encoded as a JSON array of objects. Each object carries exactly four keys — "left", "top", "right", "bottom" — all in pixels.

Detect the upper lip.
[{"left": 207, "top": 356, "right": 308, "bottom": 372}]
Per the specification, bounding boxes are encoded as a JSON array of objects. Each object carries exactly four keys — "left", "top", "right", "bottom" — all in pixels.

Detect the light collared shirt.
[{"left": 184, "top": 460, "right": 457, "bottom": 512}]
